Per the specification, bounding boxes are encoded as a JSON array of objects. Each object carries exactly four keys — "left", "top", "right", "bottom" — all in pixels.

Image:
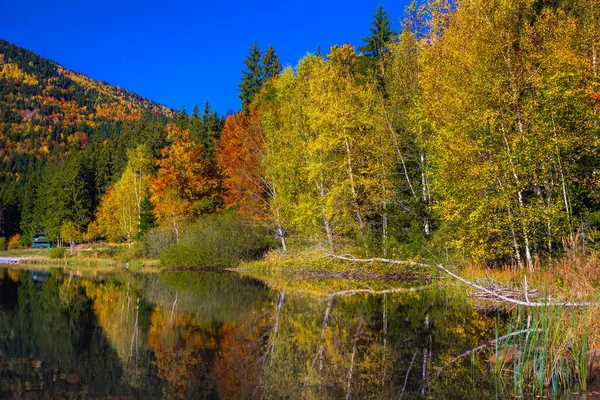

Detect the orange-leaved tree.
[
  {"left": 215, "top": 94, "right": 288, "bottom": 250},
  {"left": 150, "top": 124, "right": 221, "bottom": 241}
]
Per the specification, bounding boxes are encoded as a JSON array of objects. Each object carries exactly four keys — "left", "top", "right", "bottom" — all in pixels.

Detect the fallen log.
[{"left": 329, "top": 254, "right": 600, "bottom": 307}]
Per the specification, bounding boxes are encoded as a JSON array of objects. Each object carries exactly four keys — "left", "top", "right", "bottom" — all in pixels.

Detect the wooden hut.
[{"left": 31, "top": 230, "right": 51, "bottom": 248}]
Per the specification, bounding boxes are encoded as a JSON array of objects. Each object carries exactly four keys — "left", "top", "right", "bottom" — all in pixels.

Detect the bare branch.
[{"left": 435, "top": 328, "right": 542, "bottom": 376}]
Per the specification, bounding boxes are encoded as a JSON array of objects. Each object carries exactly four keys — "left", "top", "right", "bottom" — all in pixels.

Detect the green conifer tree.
[
  {"left": 262, "top": 44, "right": 282, "bottom": 81},
  {"left": 360, "top": 5, "right": 396, "bottom": 59},
  {"left": 199, "top": 100, "right": 221, "bottom": 157},
  {"left": 177, "top": 106, "right": 189, "bottom": 130},
  {"left": 136, "top": 196, "right": 156, "bottom": 239},
  {"left": 189, "top": 103, "right": 202, "bottom": 143},
  {"left": 238, "top": 42, "right": 263, "bottom": 112}
]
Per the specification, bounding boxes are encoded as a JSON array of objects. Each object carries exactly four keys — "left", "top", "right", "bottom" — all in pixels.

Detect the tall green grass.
[{"left": 493, "top": 306, "right": 599, "bottom": 397}]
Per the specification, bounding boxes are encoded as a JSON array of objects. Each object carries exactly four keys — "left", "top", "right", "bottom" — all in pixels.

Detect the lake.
[{"left": 0, "top": 266, "right": 590, "bottom": 399}]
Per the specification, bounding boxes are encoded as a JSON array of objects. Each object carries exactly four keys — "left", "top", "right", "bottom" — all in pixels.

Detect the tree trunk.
[
  {"left": 172, "top": 211, "right": 179, "bottom": 243},
  {"left": 381, "top": 102, "right": 418, "bottom": 200},
  {"left": 382, "top": 294, "right": 388, "bottom": 383},
  {"left": 344, "top": 136, "right": 364, "bottom": 228},
  {"left": 420, "top": 152, "right": 430, "bottom": 235},
  {"left": 276, "top": 222, "right": 287, "bottom": 251},
  {"left": 312, "top": 297, "right": 334, "bottom": 371},
  {"left": 314, "top": 176, "right": 334, "bottom": 251},
  {"left": 345, "top": 319, "right": 363, "bottom": 400},
  {"left": 269, "top": 292, "right": 285, "bottom": 363},
  {"left": 501, "top": 129, "right": 534, "bottom": 270},
  {"left": 593, "top": 43, "right": 598, "bottom": 79},
  {"left": 382, "top": 211, "right": 388, "bottom": 257}
]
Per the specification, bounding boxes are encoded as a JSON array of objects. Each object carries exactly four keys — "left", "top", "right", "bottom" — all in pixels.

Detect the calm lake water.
[{"left": 0, "top": 266, "right": 589, "bottom": 399}]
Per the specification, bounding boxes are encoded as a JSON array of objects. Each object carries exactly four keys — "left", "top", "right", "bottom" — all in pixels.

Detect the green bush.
[
  {"left": 159, "top": 213, "right": 273, "bottom": 268},
  {"left": 49, "top": 247, "right": 66, "bottom": 259},
  {"left": 0, "top": 237, "right": 6, "bottom": 251},
  {"left": 142, "top": 226, "right": 178, "bottom": 258}
]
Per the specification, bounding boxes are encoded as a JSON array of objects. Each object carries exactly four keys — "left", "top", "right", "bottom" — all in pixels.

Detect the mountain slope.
[
  {"left": 0, "top": 39, "right": 177, "bottom": 239},
  {"left": 0, "top": 39, "right": 174, "bottom": 168}
]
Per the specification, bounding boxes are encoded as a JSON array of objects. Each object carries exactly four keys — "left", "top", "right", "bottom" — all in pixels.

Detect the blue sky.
[{"left": 0, "top": 0, "right": 410, "bottom": 115}]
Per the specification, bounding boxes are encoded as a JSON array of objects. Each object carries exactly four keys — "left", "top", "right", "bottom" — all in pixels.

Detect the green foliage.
[
  {"left": 188, "top": 100, "right": 223, "bottom": 156},
  {"left": 136, "top": 196, "right": 156, "bottom": 240},
  {"left": 0, "top": 237, "right": 6, "bottom": 251},
  {"left": 359, "top": 5, "right": 396, "bottom": 59},
  {"left": 48, "top": 246, "right": 66, "bottom": 259},
  {"left": 238, "top": 42, "right": 282, "bottom": 112},
  {"left": 142, "top": 225, "right": 178, "bottom": 259},
  {"left": 239, "top": 42, "right": 264, "bottom": 112},
  {"left": 262, "top": 44, "right": 282, "bottom": 81},
  {"left": 149, "top": 271, "right": 271, "bottom": 324},
  {"left": 159, "top": 212, "right": 273, "bottom": 268}
]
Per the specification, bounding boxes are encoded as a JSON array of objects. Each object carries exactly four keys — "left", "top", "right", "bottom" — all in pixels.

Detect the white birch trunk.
[
  {"left": 420, "top": 152, "right": 430, "bottom": 235},
  {"left": 314, "top": 176, "right": 334, "bottom": 251},
  {"left": 269, "top": 292, "right": 285, "bottom": 363},
  {"left": 312, "top": 297, "right": 334, "bottom": 371},
  {"left": 345, "top": 319, "right": 363, "bottom": 400},
  {"left": 344, "top": 136, "right": 364, "bottom": 228}
]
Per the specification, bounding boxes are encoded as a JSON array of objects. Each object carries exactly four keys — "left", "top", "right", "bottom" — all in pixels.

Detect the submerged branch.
[
  {"left": 327, "top": 286, "right": 430, "bottom": 297},
  {"left": 434, "top": 328, "right": 543, "bottom": 376},
  {"left": 329, "top": 254, "right": 600, "bottom": 307},
  {"left": 400, "top": 350, "right": 418, "bottom": 399}
]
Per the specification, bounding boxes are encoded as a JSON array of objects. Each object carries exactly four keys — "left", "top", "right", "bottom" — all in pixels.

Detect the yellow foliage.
[
  {"left": 7, "top": 234, "right": 23, "bottom": 250},
  {"left": 0, "top": 63, "right": 38, "bottom": 85}
]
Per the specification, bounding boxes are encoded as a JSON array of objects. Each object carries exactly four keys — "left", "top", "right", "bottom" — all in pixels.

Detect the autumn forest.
[{"left": 1, "top": 0, "right": 599, "bottom": 270}]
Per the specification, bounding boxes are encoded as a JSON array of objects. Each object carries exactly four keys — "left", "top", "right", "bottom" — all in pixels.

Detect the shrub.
[
  {"left": 49, "top": 247, "right": 66, "bottom": 259},
  {"left": 142, "top": 226, "right": 178, "bottom": 258},
  {"left": 159, "top": 212, "right": 273, "bottom": 268},
  {"left": 0, "top": 237, "right": 6, "bottom": 251},
  {"left": 7, "top": 234, "right": 23, "bottom": 250}
]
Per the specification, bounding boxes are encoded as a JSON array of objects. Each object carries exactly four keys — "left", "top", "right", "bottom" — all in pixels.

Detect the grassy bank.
[{"left": 0, "top": 242, "right": 160, "bottom": 271}]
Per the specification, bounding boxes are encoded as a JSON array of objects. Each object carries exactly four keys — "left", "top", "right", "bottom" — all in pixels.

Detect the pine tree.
[
  {"left": 238, "top": 42, "right": 263, "bottom": 112},
  {"left": 177, "top": 106, "right": 189, "bottom": 130},
  {"left": 360, "top": 5, "right": 396, "bottom": 59},
  {"left": 262, "top": 44, "right": 282, "bottom": 81},
  {"left": 189, "top": 103, "right": 202, "bottom": 143},
  {"left": 137, "top": 196, "right": 156, "bottom": 239},
  {"left": 200, "top": 100, "right": 221, "bottom": 157}
]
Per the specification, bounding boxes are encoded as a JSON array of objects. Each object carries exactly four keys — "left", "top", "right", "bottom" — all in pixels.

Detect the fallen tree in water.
[{"left": 329, "top": 254, "right": 600, "bottom": 307}]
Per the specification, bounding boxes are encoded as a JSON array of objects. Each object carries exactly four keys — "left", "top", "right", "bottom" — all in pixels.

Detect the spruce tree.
[
  {"left": 177, "top": 106, "right": 189, "bottom": 129},
  {"left": 192, "top": 103, "right": 200, "bottom": 119},
  {"left": 189, "top": 103, "right": 202, "bottom": 143},
  {"left": 238, "top": 42, "right": 263, "bottom": 112},
  {"left": 360, "top": 5, "right": 395, "bottom": 59},
  {"left": 136, "top": 196, "right": 156, "bottom": 239},
  {"left": 262, "top": 44, "right": 282, "bottom": 81},
  {"left": 200, "top": 100, "right": 221, "bottom": 157}
]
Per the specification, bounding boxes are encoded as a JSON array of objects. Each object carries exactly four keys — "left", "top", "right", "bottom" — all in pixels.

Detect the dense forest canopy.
[{"left": 1, "top": 0, "right": 599, "bottom": 268}]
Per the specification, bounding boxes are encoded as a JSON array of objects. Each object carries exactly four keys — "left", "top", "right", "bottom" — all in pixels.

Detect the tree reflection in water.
[{"left": 1, "top": 268, "right": 511, "bottom": 399}]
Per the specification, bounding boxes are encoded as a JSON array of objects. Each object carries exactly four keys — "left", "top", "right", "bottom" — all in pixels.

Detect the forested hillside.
[{"left": 0, "top": 39, "right": 222, "bottom": 242}]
